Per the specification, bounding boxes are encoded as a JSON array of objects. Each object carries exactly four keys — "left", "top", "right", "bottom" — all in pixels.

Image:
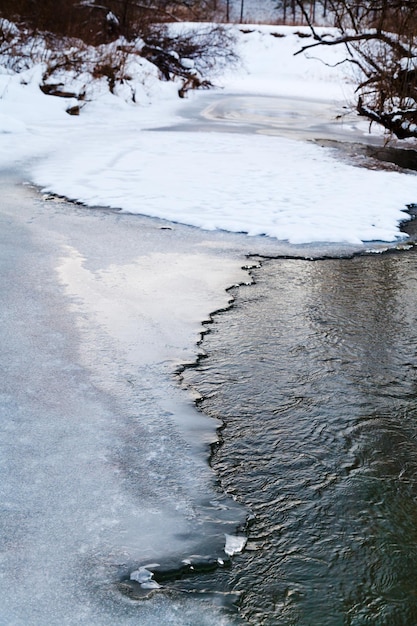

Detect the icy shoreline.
[{"left": 2, "top": 21, "right": 417, "bottom": 623}]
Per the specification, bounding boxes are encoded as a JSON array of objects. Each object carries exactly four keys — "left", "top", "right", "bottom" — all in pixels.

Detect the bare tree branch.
[
  {"left": 295, "top": 30, "right": 413, "bottom": 61},
  {"left": 294, "top": 0, "right": 417, "bottom": 139}
]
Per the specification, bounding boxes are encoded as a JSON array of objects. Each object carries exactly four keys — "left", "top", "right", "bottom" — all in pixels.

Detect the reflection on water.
[{"left": 184, "top": 249, "right": 417, "bottom": 625}]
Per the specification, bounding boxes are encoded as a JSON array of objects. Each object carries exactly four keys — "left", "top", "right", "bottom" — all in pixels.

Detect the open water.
[{"left": 183, "top": 234, "right": 417, "bottom": 625}]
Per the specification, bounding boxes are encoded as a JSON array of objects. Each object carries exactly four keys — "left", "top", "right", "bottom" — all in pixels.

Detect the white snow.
[{"left": 0, "top": 24, "right": 416, "bottom": 245}]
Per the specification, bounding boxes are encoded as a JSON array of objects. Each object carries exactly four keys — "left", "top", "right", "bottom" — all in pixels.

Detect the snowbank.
[{"left": 0, "top": 24, "right": 415, "bottom": 244}]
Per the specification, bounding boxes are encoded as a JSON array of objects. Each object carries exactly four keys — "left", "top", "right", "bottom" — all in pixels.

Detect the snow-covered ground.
[{"left": 1, "top": 24, "right": 416, "bottom": 245}]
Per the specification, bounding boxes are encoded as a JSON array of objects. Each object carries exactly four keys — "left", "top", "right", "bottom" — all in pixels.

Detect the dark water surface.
[{"left": 183, "top": 248, "right": 417, "bottom": 625}]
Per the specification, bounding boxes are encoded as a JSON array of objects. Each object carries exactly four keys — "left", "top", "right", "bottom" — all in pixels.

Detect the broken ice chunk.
[
  {"left": 130, "top": 567, "right": 154, "bottom": 584},
  {"left": 224, "top": 534, "right": 247, "bottom": 556}
]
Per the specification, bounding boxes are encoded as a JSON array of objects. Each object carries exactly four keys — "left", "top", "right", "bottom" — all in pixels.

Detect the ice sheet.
[{"left": 0, "top": 175, "right": 251, "bottom": 624}]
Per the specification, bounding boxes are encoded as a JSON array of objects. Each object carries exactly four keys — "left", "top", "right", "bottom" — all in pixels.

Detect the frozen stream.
[
  {"left": 154, "top": 92, "right": 417, "bottom": 172},
  {"left": 159, "top": 93, "right": 384, "bottom": 145},
  {"left": 1, "top": 166, "right": 362, "bottom": 624},
  {"left": 1, "top": 92, "right": 414, "bottom": 624}
]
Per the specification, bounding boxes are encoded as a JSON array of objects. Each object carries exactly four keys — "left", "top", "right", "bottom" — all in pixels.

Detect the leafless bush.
[
  {"left": 0, "top": 21, "right": 50, "bottom": 72},
  {"left": 0, "top": 12, "right": 237, "bottom": 109},
  {"left": 142, "top": 23, "right": 237, "bottom": 77}
]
